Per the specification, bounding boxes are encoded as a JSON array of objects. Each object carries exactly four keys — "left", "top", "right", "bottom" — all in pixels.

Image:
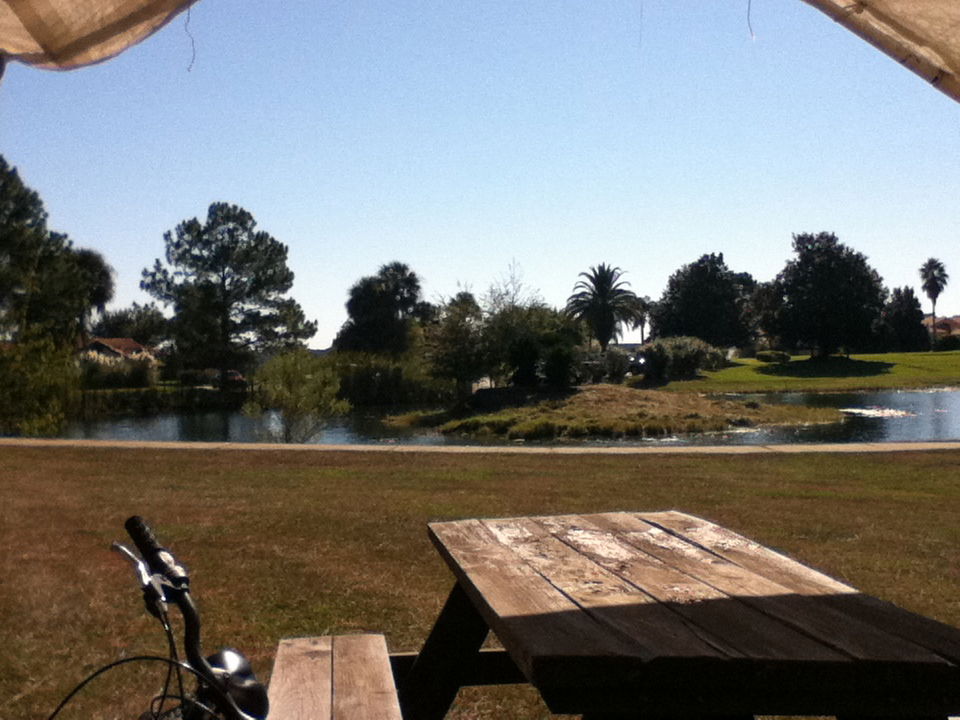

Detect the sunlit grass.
[
  {"left": 435, "top": 384, "right": 838, "bottom": 440},
  {"left": 3, "top": 444, "right": 960, "bottom": 718},
  {"left": 671, "top": 351, "right": 960, "bottom": 393}
]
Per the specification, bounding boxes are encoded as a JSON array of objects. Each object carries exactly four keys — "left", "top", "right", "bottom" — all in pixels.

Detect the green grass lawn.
[
  {"left": 3, "top": 445, "right": 959, "bottom": 719},
  {"left": 666, "top": 350, "right": 960, "bottom": 393}
]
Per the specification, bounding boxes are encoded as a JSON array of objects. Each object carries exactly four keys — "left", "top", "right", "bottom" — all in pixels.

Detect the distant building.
[
  {"left": 84, "top": 337, "right": 156, "bottom": 362},
  {"left": 922, "top": 315, "right": 960, "bottom": 338}
]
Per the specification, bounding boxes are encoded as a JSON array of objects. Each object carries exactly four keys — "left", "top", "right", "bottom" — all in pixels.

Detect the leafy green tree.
[
  {"left": 772, "top": 232, "right": 886, "bottom": 357},
  {"left": 426, "top": 291, "right": 486, "bottom": 399},
  {"left": 141, "top": 203, "right": 316, "bottom": 386},
  {"left": 1, "top": 157, "right": 115, "bottom": 347},
  {"left": 0, "top": 337, "right": 79, "bottom": 436},
  {"left": 879, "top": 287, "right": 929, "bottom": 352},
  {"left": 246, "top": 348, "right": 349, "bottom": 443},
  {"left": 565, "top": 263, "right": 642, "bottom": 352},
  {"left": 334, "top": 261, "right": 432, "bottom": 354},
  {"left": 0, "top": 154, "right": 48, "bottom": 335},
  {"left": 0, "top": 157, "right": 102, "bottom": 435},
  {"left": 919, "top": 258, "right": 949, "bottom": 347},
  {"left": 481, "top": 265, "right": 582, "bottom": 386},
  {"left": 92, "top": 302, "right": 169, "bottom": 346},
  {"left": 483, "top": 303, "right": 580, "bottom": 387},
  {"left": 745, "top": 281, "right": 784, "bottom": 349},
  {"left": 651, "top": 253, "right": 755, "bottom": 348}
]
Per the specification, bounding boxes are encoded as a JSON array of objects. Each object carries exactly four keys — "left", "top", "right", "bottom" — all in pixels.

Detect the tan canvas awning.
[
  {"left": 1, "top": 0, "right": 958, "bottom": 104},
  {"left": 0, "top": 0, "right": 197, "bottom": 70},
  {"left": 801, "top": 0, "right": 960, "bottom": 103}
]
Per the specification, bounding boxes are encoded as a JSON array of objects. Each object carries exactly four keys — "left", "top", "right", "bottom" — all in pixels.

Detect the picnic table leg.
[{"left": 398, "top": 582, "right": 490, "bottom": 720}]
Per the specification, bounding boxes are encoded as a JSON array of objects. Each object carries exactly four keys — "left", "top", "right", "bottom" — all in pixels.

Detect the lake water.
[{"left": 62, "top": 388, "right": 960, "bottom": 447}]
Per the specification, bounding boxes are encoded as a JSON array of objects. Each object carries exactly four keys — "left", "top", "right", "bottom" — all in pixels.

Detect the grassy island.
[
  {"left": 392, "top": 351, "right": 960, "bottom": 441},
  {"left": 421, "top": 384, "right": 839, "bottom": 441}
]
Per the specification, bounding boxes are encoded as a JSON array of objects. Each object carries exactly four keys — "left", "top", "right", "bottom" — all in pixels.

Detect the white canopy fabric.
[
  {"left": 801, "top": 0, "right": 960, "bottom": 103},
  {"left": 0, "top": 0, "right": 196, "bottom": 70},
  {"left": 0, "top": 0, "right": 958, "bottom": 104}
]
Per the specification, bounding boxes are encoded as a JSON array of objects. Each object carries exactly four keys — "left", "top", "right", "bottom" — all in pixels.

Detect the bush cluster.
[
  {"left": 637, "top": 337, "right": 726, "bottom": 384},
  {"left": 325, "top": 352, "right": 454, "bottom": 406},
  {"left": 80, "top": 353, "right": 157, "bottom": 389},
  {"left": 935, "top": 336, "right": 960, "bottom": 351}
]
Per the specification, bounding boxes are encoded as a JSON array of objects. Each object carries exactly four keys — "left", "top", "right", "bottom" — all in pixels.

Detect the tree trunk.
[{"left": 930, "top": 300, "right": 937, "bottom": 351}]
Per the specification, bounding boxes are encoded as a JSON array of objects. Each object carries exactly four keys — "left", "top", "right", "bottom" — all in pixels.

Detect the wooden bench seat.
[{"left": 267, "top": 634, "right": 402, "bottom": 720}]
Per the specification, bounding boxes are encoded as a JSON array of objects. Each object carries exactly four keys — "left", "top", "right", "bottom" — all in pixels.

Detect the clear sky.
[{"left": 2, "top": 0, "right": 958, "bottom": 348}]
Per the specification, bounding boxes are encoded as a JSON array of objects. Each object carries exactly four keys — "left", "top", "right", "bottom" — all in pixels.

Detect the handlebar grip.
[
  {"left": 125, "top": 515, "right": 163, "bottom": 558},
  {"left": 124, "top": 515, "right": 188, "bottom": 587}
]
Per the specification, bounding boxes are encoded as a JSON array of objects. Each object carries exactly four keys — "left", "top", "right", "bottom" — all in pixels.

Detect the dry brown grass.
[
  {"left": 439, "top": 384, "right": 838, "bottom": 440},
  {"left": 2, "top": 444, "right": 959, "bottom": 719}
]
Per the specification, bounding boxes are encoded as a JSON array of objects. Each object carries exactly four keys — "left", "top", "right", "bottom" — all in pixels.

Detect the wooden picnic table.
[{"left": 396, "top": 510, "right": 960, "bottom": 720}]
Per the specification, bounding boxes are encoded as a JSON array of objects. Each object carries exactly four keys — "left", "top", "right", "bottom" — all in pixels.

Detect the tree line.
[{"left": 0, "top": 152, "right": 953, "bottom": 437}]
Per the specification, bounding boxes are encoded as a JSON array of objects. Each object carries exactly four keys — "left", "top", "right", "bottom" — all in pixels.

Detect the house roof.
[
  {"left": 88, "top": 337, "right": 152, "bottom": 357},
  {"left": 922, "top": 315, "right": 960, "bottom": 333}
]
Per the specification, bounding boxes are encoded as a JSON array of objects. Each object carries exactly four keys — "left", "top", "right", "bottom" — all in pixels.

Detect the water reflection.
[{"left": 62, "top": 388, "right": 960, "bottom": 446}]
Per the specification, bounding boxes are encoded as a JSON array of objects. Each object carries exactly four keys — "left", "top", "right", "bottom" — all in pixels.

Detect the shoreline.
[{"left": 4, "top": 436, "right": 960, "bottom": 455}]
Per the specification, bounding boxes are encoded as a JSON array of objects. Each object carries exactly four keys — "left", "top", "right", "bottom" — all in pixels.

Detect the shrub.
[
  {"left": 578, "top": 357, "right": 606, "bottom": 384},
  {"left": 639, "top": 337, "right": 726, "bottom": 384},
  {"left": 604, "top": 349, "right": 630, "bottom": 384},
  {"left": 542, "top": 343, "right": 578, "bottom": 388},
  {"left": 935, "top": 335, "right": 960, "bottom": 351},
  {"left": 0, "top": 338, "right": 79, "bottom": 436},
  {"left": 80, "top": 352, "right": 158, "bottom": 389},
  {"left": 246, "top": 349, "right": 350, "bottom": 443},
  {"left": 325, "top": 352, "right": 454, "bottom": 406},
  {"left": 755, "top": 350, "right": 791, "bottom": 364}
]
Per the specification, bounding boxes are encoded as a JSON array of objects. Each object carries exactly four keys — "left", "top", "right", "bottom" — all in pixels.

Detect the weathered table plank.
[
  {"left": 646, "top": 510, "right": 960, "bottom": 664},
  {"left": 422, "top": 510, "right": 960, "bottom": 718},
  {"left": 269, "top": 637, "right": 333, "bottom": 720},
  {"left": 429, "top": 517, "right": 646, "bottom": 685},
  {"left": 332, "top": 634, "right": 403, "bottom": 720},
  {"left": 487, "top": 515, "right": 844, "bottom": 662},
  {"left": 268, "top": 634, "right": 402, "bottom": 720},
  {"left": 589, "top": 511, "right": 946, "bottom": 663}
]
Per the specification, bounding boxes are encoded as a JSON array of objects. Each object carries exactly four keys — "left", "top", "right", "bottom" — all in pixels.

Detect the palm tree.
[
  {"left": 72, "top": 247, "right": 115, "bottom": 343},
  {"left": 919, "top": 258, "right": 949, "bottom": 347},
  {"left": 631, "top": 295, "right": 652, "bottom": 343},
  {"left": 565, "top": 264, "right": 641, "bottom": 352}
]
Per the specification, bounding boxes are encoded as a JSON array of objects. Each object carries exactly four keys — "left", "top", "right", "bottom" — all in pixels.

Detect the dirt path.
[{"left": 3, "top": 437, "right": 960, "bottom": 454}]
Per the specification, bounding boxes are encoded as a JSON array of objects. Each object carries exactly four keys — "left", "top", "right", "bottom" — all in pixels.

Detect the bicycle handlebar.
[
  {"left": 124, "top": 515, "right": 162, "bottom": 557},
  {"left": 122, "top": 516, "right": 264, "bottom": 720},
  {"left": 124, "top": 515, "right": 189, "bottom": 588}
]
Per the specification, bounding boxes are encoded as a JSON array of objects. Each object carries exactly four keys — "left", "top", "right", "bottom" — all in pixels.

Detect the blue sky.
[{"left": 2, "top": 0, "right": 959, "bottom": 348}]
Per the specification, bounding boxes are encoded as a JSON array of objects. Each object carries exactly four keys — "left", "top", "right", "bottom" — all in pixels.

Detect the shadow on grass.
[{"left": 756, "top": 357, "right": 894, "bottom": 379}]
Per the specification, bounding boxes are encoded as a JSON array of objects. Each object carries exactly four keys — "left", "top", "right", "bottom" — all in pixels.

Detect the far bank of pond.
[{"left": 63, "top": 386, "right": 960, "bottom": 446}]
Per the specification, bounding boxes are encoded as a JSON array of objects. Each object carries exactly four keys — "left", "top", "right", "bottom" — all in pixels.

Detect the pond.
[{"left": 62, "top": 388, "right": 960, "bottom": 447}]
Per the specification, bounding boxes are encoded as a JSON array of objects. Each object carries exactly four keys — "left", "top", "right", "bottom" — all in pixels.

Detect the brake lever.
[
  {"left": 112, "top": 541, "right": 169, "bottom": 621},
  {"left": 112, "top": 542, "right": 150, "bottom": 585}
]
